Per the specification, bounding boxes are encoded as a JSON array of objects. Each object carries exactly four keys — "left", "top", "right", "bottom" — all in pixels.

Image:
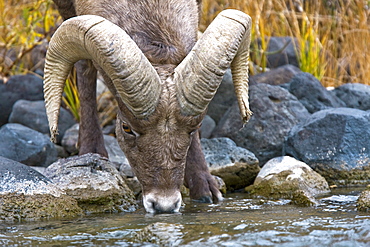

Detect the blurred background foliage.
[
  {"left": 200, "top": 0, "right": 370, "bottom": 87},
  {"left": 0, "top": 0, "right": 60, "bottom": 80},
  {"left": 1, "top": 0, "right": 369, "bottom": 86},
  {"left": 1, "top": 0, "right": 369, "bottom": 123}
]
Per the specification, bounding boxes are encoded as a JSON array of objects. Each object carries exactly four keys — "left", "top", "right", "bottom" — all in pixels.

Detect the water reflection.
[{"left": 1, "top": 187, "right": 370, "bottom": 246}]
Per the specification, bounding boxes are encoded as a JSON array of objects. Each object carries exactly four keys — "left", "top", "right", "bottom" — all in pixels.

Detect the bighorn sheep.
[{"left": 44, "top": 0, "right": 252, "bottom": 213}]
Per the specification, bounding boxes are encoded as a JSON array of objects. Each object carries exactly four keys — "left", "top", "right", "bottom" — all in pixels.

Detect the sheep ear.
[
  {"left": 44, "top": 15, "right": 161, "bottom": 142},
  {"left": 174, "top": 9, "right": 252, "bottom": 123}
]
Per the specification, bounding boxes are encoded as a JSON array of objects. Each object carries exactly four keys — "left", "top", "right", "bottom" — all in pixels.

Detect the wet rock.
[
  {"left": 0, "top": 74, "right": 44, "bottom": 127},
  {"left": 212, "top": 83, "right": 310, "bottom": 165},
  {"left": 250, "top": 64, "right": 302, "bottom": 86},
  {"left": 134, "top": 222, "right": 184, "bottom": 246},
  {"left": 357, "top": 188, "right": 370, "bottom": 212},
  {"left": 9, "top": 100, "right": 76, "bottom": 144},
  {"left": 44, "top": 153, "right": 137, "bottom": 213},
  {"left": 201, "top": 137, "right": 259, "bottom": 192},
  {"left": 332, "top": 83, "right": 370, "bottom": 111},
  {"left": 245, "top": 156, "right": 330, "bottom": 206},
  {"left": 0, "top": 156, "right": 82, "bottom": 222},
  {"left": 284, "top": 107, "right": 370, "bottom": 186},
  {"left": 285, "top": 72, "right": 345, "bottom": 113},
  {"left": 0, "top": 123, "right": 58, "bottom": 167},
  {"left": 207, "top": 69, "right": 237, "bottom": 123}
]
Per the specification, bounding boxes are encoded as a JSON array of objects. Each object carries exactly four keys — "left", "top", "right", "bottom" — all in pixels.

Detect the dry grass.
[
  {"left": 2, "top": 0, "right": 369, "bottom": 125},
  {"left": 0, "top": 0, "right": 60, "bottom": 80},
  {"left": 201, "top": 0, "right": 370, "bottom": 87}
]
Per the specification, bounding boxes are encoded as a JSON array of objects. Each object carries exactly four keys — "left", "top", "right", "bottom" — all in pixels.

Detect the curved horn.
[
  {"left": 44, "top": 15, "right": 161, "bottom": 142},
  {"left": 174, "top": 9, "right": 252, "bottom": 123}
]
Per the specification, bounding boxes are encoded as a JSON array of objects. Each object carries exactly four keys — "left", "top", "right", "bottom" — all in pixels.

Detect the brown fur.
[{"left": 53, "top": 0, "right": 221, "bottom": 212}]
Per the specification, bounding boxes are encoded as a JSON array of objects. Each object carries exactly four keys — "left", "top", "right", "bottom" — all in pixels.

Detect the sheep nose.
[{"left": 143, "top": 191, "right": 182, "bottom": 214}]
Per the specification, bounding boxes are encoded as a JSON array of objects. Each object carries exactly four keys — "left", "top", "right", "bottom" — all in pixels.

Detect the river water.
[{"left": 1, "top": 187, "right": 370, "bottom": 246}]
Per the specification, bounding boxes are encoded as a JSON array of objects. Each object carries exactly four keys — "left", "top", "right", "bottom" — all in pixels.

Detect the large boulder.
[
  {"left": 201, "top": 137, "right": 260, "bottom": 192},
  {"left": 200, "top": 115, "right": 216, "bottom": 139},
  {"left": 44, "top": 153, "right": 137, "bottom": 213},
  {"left": 0, "top": 123, "right": 58, "bottom": 167},
  {"left": 250, "top": 64, "right": 302, "bottom": 86},
  {"left": 285, "top": 72, "right": 345, "bottom": 113},
  {"left": 284, "top": 107, "right": 370, "bottom": 186},
  {"left": 257, "top": 36, "right": 300, "bottom": 68},
  {"left": 332, "top": 83, "right": 370, "bottom": 111},
  {"left": 212, "top": 83, "right": 310, "bottom": 165},
  {"left": 245, "top": 156, "right": 330, "bottom": 206},
  {"left": 61, "top": 124, "right": 133, "bottom": 174},
  {"left": 0, "top": 156, "right": 82, "bottom": 222},
  {"left": 0, "top": 74, "right": 44, "bottom": 127},
  {"left": 9, "top": 100, "right": 76, "bottom": 144},
  {"left": 207, "top": 69, "right": 237, "bottom": 124}
]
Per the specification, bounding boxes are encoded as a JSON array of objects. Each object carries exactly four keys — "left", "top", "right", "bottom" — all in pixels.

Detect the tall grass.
[
  {"left": 2, "top": 0, "right": 369, "bottom": 125},
  {"left": 200, "top": 0, "right": 370, "bottom": 87},
  {"left": 0, "top": 0, "right": 60, "bottom": 80}
]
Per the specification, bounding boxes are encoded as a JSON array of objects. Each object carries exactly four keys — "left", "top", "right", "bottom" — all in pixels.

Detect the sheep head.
[{"left": 44, "top": 10, "right": 252, "bottom": 213}]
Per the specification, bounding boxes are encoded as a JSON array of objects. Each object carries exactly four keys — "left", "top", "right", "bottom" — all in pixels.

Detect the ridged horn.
[
  {"left": 174, "top": 9, "right": 252, "bottom": 123},
  {"left": 44, "top": 15, "right": 161, "bottom": 142}
]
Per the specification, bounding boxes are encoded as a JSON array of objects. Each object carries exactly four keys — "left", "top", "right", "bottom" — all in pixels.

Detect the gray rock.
[
  {"left": 285, "top": 72, "right": 345, "bottom": 113},
  {"left": 201, "top": 137, "right": 260, "bottom": 192},
  {"left": 0, "top": 123, "right": 58, "bottom": 167},
  {"left": 201, "top": 137, "right": 258, "bottom": 169},
  {"left": 44, "top": 153, "right": 137, "bottom": 213},
  {"left": 213, "top": 83, "right": 310, "bottom": 165},
  {"left": 250, "top": 64, "right": 302, "bottom": 86},
  {"left": 207, "top": 69, "right": 237, "bottom": 124},
  {"left": 61, "top": 124, "right": 133, "bottom": 175},
  {"left": 333, "top": 83, "right": 370, "bottom": 111},
  {"left": 257, "top": 36, "right": 300, "bottom": 68},
  {"left": 9, "top": 100, "right": 76, "bottom": 144},
  {"left": 61, "top": 123, "right": 79, "bottom": 155},
  {"left": 0, "top": 156, "right": 82, "bottom": 221},
  {"left": 246, "top": 156, "right": 330, "bottom": 206},
  {"left": 0, "top": 74, "right": 44, "bottom": 127},
  {"left": 104, "top": 134, "right": 134, "bottom": 177},
  {"left": 200, "top": 115, "right": 216, "bottom": 139},
  {"left": 284, "top": 107, "right": 370, "bottom": 186}
]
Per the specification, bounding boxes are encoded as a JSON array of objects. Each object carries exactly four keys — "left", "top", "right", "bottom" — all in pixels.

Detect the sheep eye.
[{"left": 122, "top": 122, "right": 135, "bottom": 135}]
